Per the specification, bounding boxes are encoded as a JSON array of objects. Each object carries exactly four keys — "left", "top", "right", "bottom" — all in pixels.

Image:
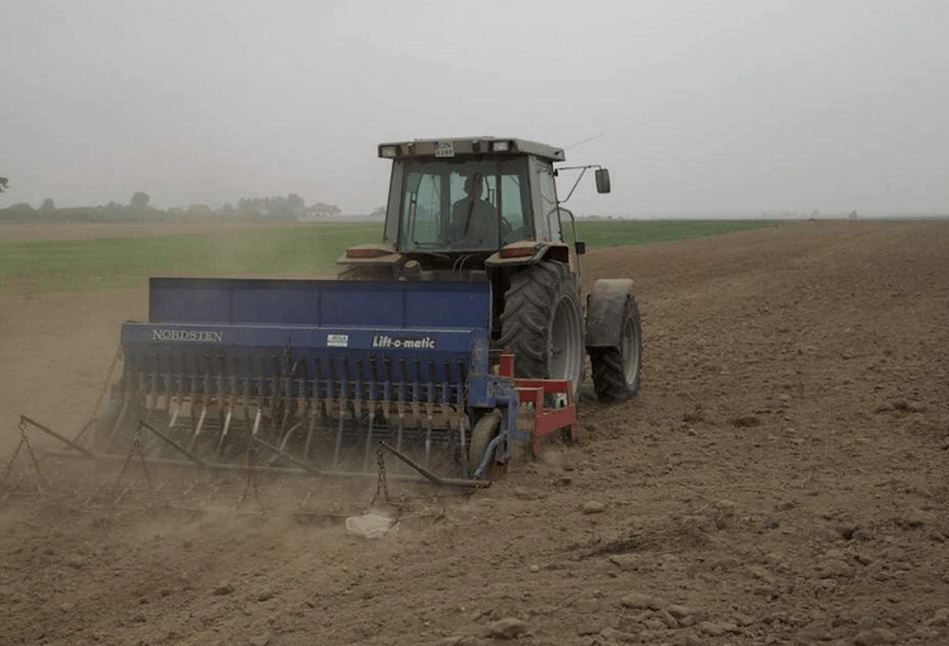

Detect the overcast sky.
[{"left": 2, "top": 0, "right": 947, "bottom": 217}]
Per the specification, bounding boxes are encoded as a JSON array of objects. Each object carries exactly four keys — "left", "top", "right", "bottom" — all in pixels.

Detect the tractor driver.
[{"left": 449, "top": 173, "right": 499, "bottom": 245}]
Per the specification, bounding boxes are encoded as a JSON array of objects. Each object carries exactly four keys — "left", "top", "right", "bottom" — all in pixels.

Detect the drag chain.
[{"left": 370, "top": 444, "right": 390, "bottom": 507}]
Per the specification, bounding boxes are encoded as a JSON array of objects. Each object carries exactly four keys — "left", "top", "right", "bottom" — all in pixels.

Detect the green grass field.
[{"left": 0, "top": 219, "right": 782, "bottom": 294}]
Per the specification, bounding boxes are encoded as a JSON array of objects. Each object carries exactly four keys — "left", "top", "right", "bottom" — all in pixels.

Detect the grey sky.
[{"left": 2, "top": 0, "right": 947, "bottom": 217}]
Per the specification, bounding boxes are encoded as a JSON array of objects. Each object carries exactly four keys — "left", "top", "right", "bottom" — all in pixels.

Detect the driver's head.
[{"left": 463, "top": 173, "right": 484, "bottom": 198}]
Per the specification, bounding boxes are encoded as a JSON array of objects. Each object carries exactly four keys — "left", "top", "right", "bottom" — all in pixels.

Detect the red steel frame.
[{"left": 498, "top": 352, "right": 579, "bottom": 455}]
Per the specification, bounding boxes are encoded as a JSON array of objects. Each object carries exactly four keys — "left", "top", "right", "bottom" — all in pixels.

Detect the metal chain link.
[
  {"left": 239, "top": 437, "right": 264, "bottom": 507},
  {"left": 0, "top": 430, "right": 26, "bottom": 492},
  {"left": 0, "top": 419, "right": 51, "bottom": 494},
  {"left": 134, "top": 433, "right": 155, "bottom": 493},
  {"left": 73, "top": 345, "right": 123, "bottom": 445},
  {"left": 370, "top": 443, "right": 390, "bottom": 507},
  {"left": 109, "top": 425, "right": 145, "bottom": 502},
  {"left": 19, "top": 420, "right": 50, "bottom": 492}
]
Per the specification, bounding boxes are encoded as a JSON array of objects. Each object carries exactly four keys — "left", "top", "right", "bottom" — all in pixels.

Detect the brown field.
[{"left": 1, "top": 220, "right": 948, "bottom": 646}]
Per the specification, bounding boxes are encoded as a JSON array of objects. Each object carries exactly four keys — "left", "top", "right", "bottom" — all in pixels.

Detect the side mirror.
[
  {"left": 594, "top": 168, "right": 611, "bottom": 194},
  {"left": 575, "top": 241, "right": 586, "bottom": 255}
]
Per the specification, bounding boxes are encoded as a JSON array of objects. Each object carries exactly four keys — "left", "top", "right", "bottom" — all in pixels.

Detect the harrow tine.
[
  {"left": 236, "top": 353, "right": 252, "bottom": 450},
  {"left": 382, "top": 354, "right": 393, "bottom": 423},
  {"left": 217, "top": 405, "right": 233, "bottom": 457},
  {"left": 278, "top": 353, "right": 293, "bottom": 435},
  {"left": 250, "top": 353, "right": 266, "bottom": 438},
  {"left": 422, "top": 358, "right": 434, "bottom": 467},
  {"left": 151, "top": 352, "right": 181, "bottom": 459},
  {"left": 296, "top": 356, "right": 309, "bottom": 424},
  {"left": 215, "top": 353, "right": 238, "bottom": 458},
  {"left": 303, "top": 355, "right": 322, "bottom": 462},
  {"left": 456, "top": 358, "right": 471, "bottom": 475},
  {"left": 410, "top": 359, "right": 422, "bottom": 460},
  {"left": 350, "top": 356, "right": 365, "bottom": 471},
  {"left": 268, "top": 421, "right": 303, "bottom": 466},
  {"left": 189, "top": 405, "right": 208, "bottom": 451},
  {"left": 362, "top": 354, "right": 380, "bottom": 472},
  {"left": 250, "top": 406, "right": 262, "bottom": 437},
  {"left": 444, "top": 358, "right": 466, "bottom": 476},
  {"left": 141, "top": 352, "right": 157, "bottom": 423},
  {"left": 332, "top": 356, "right": 349, "bottom": 469},
  {"left": 397, "top": 357, "right": 408, "bottom": 453},
  {"left": 166, "top": 402, "right": 181, "bottom": 436},
  {"left": 185, "top": 352, "right": 211, "bottom": 451},
  {"left": 158, "top": 351, "right": 172, "bottom": 417}
]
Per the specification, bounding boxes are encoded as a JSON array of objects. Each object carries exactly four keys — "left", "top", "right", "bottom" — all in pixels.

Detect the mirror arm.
[{"left": 555, "top": 164, "right": 603, "bottom": 205}]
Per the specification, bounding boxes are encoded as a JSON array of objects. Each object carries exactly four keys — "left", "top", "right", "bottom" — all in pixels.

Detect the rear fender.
[
  {"left": 336, "top": 242, "right": 403, "bottom": 266},
  {"left": 584, "top": 279, "right": 636, "bottom": 348},
  {"left": 485, "top": 241, "right": 570, "bottom": 268}
]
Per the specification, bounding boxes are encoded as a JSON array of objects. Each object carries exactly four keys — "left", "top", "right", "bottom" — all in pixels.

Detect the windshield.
[{"left": 396, "top": 158, "right": 531, "bottom": 252}]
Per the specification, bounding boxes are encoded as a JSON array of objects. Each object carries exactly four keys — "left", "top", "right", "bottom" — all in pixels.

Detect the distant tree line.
[{"left": 0, "top": 183, "right": 343, "bottom": 223}]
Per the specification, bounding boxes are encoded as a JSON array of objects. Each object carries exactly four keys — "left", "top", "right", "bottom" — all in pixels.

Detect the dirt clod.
[
  {"left": 484, "top": 618, "right": 528, "bottom": 640},
  {"left": 853, "top": 628, "right": 899, "bottom": 645},
  {"left": 620, "top": 593, "right": 663, "bottom": 611},
  {"left": 667, "top": 604, "right": 694, "bottom": 619},
  {"left": 581, "top": 501, "right": 606, "bottom": 514}
]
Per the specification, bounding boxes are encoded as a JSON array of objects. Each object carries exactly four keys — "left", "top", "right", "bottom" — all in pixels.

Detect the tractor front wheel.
[{"left": 498, "top": 261, "right": 585, "bottom": 401}]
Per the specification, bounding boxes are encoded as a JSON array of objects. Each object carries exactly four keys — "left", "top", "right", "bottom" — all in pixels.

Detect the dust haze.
[{"left": 2, "top": 0, "right": 948, "bottom": 218}]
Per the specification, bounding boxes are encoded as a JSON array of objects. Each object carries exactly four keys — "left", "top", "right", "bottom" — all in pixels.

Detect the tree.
[
  {"left": 40, "top": 198, "right": 55, "bottom": 212},
  {"left": 286, "top": 193, "right": 305, "bottom": 218},
  {"left": 221, "top": 202, "right": 235, "bottom": 217},
  {"left": 0, "top": 177, "right": 8, "bottom": 192},
  {"left": 371, "top": 206, "right": 386, "bottom": 217},
  {"left": 130, "top": 192, "right": 150, "bottom": 209},
  {"left": 311, "top": 202, "right": 341, "bottom": 216},
  {"left": 187, "top": 204, "right": 212, "bottom": 217}
]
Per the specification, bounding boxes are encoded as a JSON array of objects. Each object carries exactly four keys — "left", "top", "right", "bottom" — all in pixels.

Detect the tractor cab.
[
  {"left": 335, "top": 136, "right": 638, "bottom": 409},
  {"left": 338, "top": 136, "right": 611, "bottom": 280}
]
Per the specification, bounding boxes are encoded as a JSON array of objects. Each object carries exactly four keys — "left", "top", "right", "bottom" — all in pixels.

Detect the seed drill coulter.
[{"left": 64, "top": 137, "right": 644, "bottom": 488}]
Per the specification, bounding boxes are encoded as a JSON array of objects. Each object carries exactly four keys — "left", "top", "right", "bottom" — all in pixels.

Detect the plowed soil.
[{"left": 1, "top": 220, "right": 948, "bottom": 646}]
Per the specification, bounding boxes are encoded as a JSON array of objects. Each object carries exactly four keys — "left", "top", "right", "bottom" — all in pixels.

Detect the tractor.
[
  {"left": 337, "top": 136, "right": 643, "bottom": 404},
  {"left": 37, "top": 136, "right": 643, "bottom": 488}
]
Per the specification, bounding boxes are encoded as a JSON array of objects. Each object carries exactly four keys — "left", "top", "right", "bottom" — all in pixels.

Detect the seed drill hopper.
[{"left": 78, "top": 136, "right": 644, "bottom": 488}]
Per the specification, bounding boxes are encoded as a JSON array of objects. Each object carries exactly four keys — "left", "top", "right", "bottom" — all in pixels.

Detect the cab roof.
[{"left": 377, "top": 136, "right": 566, "bottom": 163}]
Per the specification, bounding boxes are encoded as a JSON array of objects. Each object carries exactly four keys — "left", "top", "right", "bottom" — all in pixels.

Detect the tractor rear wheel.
[
  {"left": 589, "top": 295, "right": 643, "bottom": 402},
  {"left": 498, "top": 261, "right": 584, "bottom": 400}
]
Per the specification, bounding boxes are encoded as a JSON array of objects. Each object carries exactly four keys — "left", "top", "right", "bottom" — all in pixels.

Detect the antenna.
[{"left": 564, "top": 133, "right": 604, "bottom": 152}]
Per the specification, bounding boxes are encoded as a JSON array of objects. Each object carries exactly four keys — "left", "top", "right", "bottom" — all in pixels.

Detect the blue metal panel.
[
  {"left": 120, "top": 321, "right": 488, "bottom": 390},
  {"left": 231, "top": 285, "right": 321, "bottom": 325},
  {"left": 147, "top": 278, "right": 492, "bottom": 331},
  {"left": 403, "top": 284, "right": 494, "bottom": 329},
  {"left": 320, "top": 284, "right": 406, "bottom": 327},
  {"left": 121, "top": 323, "right": 479, "bottom": 354},
  {"left": 150, "top": 284, "right": 232, "bottom": 324}
]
